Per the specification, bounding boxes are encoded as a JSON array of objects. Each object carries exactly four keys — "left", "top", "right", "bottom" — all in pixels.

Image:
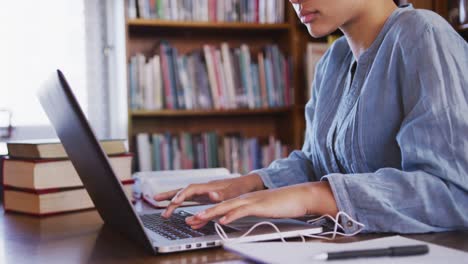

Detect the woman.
[{"left": 155, "top": 0, "right": 468, "bottom": 233}]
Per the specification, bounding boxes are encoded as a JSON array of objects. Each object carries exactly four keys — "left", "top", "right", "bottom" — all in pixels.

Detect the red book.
[
  {"left": 208, "top": 0, "right": 217, "bottom": 22},
  {"left": 211, "top": 47, "right": 225, "bottom": 109},
  {"left": 3, "top": 181, "right": 134, "bottom": 216}
]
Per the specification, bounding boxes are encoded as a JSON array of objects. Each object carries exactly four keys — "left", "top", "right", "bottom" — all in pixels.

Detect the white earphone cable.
[{"left": 214, "top": 211, "right": 365, "bottom": 243}]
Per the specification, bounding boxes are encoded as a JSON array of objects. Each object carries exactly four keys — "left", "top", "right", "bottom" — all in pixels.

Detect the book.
[
  {"left": 131, "top": 0, "right": 285, "bottom": 24},
  {"left": 136, "top": 133, "right": 152, "bottom": 172},
  {"left": 2, "top": 154, "right": 132, "bottom": 190},
  {"left": 133, "top": 168, "right": 240, "bottom": 208},
  {"left": 128, "top": 42, "right": 292, "bottom": 111},
  {"left": 135, "top": 132, "right": 289, "bottom": 174},
  {"left": 4, "top": 182, "right": 133, "bottom": 216},
  {"left": 6, "top": 139, "right": 127, "bottom": 159}
]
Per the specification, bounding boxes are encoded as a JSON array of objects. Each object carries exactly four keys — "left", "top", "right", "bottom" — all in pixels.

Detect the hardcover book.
[
  {"left": 6, "top": 139, "right": 127, "bottom": 159},
  {"left": 3, "top": 154, "right": 132, "bottom": 190},
  {"left": 4, "top": 181, "right": 134, "bottom": 216}
]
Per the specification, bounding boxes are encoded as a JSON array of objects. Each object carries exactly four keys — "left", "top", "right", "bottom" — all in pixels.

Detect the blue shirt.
[{"left": 253, "top": 5, "right": 468, "bottom": 234}]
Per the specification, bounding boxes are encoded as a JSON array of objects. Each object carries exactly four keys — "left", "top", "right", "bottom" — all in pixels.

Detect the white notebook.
[{"left": 224, "top": 235, "right": 468, "bottom": 264}]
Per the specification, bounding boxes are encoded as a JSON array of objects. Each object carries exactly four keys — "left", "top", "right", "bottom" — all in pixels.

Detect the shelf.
[
  {"left": 127, "top": 19, "right": 291, "bottom": 31},
  {"left": 131, "top": 107, "right": 293, "bottom": 117}
]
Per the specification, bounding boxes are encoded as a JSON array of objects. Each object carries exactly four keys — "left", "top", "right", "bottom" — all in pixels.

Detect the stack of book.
[
  {"left": 136, "top": 132, "right": 288, "bottom": 174},
  {"left": 128, "top": 0, "right": 285, "bottom": 24},
  {"left": 129, "top": 42, "right": 293, "bottom": 111},
  {"left": 2, "top": 139, "right": 133, "bottom": 216}
]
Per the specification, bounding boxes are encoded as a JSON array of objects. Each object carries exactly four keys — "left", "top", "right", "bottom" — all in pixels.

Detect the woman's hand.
[
  {"left": 185, "top": 181, "right": 338, "bottom": 229},
  {"left": 154, "top": 174, "right": 265, "bottom": 218}
]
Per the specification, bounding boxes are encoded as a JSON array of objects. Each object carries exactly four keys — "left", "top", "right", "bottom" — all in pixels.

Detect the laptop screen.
[{"left": 37, "top": 70, "right": 154, "bottom": 253}]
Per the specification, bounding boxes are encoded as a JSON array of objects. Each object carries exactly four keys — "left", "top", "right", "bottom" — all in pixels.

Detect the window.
[
  {"left": 0, "top": 0, "right": 88, "bottom": 127},
  {"left": 0, "top": 1, "right": 129, "bottom": 156}
]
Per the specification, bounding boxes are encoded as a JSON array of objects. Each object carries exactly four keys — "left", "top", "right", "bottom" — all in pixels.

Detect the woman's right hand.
[{"left": 154, "top": 173, "right": 265, "bottom": 218}]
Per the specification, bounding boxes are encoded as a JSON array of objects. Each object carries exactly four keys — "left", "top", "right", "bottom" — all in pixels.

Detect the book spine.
[
  {"left": 221, "top": 43, "right": 237, "bottom": 109},
  {"left": 169, "top": 46, "right": 181, "bottom": 109},
  {"left": 144, "top": 59, "right": 155, "bottom": 110},
  {"left": 128, "top": 0, "right": 137, "bottom": 19},
  {"left": 129, "top": 57, "right": 137, "bottom": 109},
  {"left": 136, "top": 133, "right": 152, "bottom": 171},
  {"left": 197, "top": 52, "right": 213, "bottom": 109},
  {"left": 250, "top": 63, "right": 261, "bottom": 108},
  {"left": 171, "top": 48, "right": 184, "bottom": 109},
  {"left": 240, "top": 44, "right": 255, "bottom": 109},
  {"left": 160, "top": 43, "right": 174, "bottom": 109},
  {"left": 233, "top": 48, "right": 246, "bottom": 107},
  {"left": 151, "top": 134, "right": 160, "bottom": 171},
  {"left": 203, "top": 45, "right": 220, "bottom": 109},
  {"left": 186, "top": 55, "right": 199, "bottom": 109},
  {"left": 152, "top": 54, "right": 163, "bottom": 110},
  {"left": 257, "top": 52, "right": 268, "bottom": 108},
  {"left": 212, "top": 49, "right": 226, "bottom": 109},
  {"left": 264, "top": 49, "right": 274, "bottom": 107},
  {"left": 177, "top": 56, "right": 192, "bottom": 110}
]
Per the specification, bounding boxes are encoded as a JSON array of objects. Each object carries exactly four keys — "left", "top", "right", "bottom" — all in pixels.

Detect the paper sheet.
[{"left": 224, "top": 235, "right": 468, "bottom": 264}]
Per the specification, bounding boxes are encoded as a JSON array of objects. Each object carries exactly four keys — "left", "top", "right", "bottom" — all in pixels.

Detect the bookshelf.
[
  {"left": 125, "top": 0, "right": 323, "bottom": 173},
  {"left": 127, "top": 19, "right": 291, "bottom": 30},
  {"left": 131, "top": 107, "right": 292, "bottom": 117}
]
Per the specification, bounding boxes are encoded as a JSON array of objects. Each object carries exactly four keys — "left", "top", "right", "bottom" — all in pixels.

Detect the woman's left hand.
[{"left": 185, "top": 181, "right": 338, "bottom": 229}]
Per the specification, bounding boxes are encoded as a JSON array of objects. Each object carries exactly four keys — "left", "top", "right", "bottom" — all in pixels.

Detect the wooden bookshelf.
[
  {"left": 131, "top": 107, "right": 293, "bottom": 117},
  {"left": 125, "top": 0, "right": 318, "bottom": 157},
  {"left": 128, "top": 19, "right": 291, "bottom": 31}
]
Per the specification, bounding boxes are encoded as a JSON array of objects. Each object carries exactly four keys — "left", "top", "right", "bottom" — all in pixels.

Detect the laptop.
[{"left": 37, "top": 70, "right": 322, "bottom": 254}]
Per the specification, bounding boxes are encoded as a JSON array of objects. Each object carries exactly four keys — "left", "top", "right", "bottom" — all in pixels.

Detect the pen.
[{"left": 314, "top": 244, "right": 429, "bottom": 261}]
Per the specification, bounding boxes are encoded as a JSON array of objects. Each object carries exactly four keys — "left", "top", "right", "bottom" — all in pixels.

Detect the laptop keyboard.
[{"left": 141, "top": 211, "right": 237, "bottom": 240}]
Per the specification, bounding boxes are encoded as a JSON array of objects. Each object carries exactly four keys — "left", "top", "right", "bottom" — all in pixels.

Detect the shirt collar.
[{"left": 358, "top": 4, "right": 414, "bottom": 63}]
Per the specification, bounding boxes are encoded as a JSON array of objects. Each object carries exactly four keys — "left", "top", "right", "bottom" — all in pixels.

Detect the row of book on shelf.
[
  {"left": 2, "top": 139, "right": 133, "bottom": 215},
  {"left": 128, "top": 0, "right": 286, "bottom": 24},
  {"left": 128, "top": 42, "right": 294, "bottom": 111},
  {"left": 136, "top": 132, "right": 289, "bottom": 175}
]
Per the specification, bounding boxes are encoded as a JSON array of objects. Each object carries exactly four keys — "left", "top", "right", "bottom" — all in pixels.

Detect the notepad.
[{"left": 224, "top": 235, "right": 468, "bottom": 264}]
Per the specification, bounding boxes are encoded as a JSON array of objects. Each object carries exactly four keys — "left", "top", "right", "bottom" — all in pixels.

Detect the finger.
[
  {"left": 153, "top": 188, "right": 181, "bottom": 201},
  {"left": 190, "top": 222, "right": 208, "bottom": 230},
  {"left": 210, "top": 181, "right": 245, "bottom": 202},
  {"left": 161, "top": 188, "right": 187, "bottom": 218},
  {"left": 194, "top": 197, "right": 249, "bottom": 222},
  {"left": 211, "top": 188, "right": 237, "bottom": 202},
  {"left": 219, "top": 204, "right": 254, "bottom": 225},
  {"left": 171, "top": 183, "right": 214, "bottom": 203},
  {"left": 162, "top": 184, "right": 213, "bottom": 218},
  {"left": 185, "top": 213, "right": 211, "bottom": 226}
]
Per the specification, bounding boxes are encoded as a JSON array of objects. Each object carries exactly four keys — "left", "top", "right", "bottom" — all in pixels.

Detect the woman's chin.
[{"left": 306, "top": 24, "right": 337, "bottom": 39}]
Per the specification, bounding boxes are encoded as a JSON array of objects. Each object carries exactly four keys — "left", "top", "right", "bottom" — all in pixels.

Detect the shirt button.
[{"left": 346, "top": 221, "right": 353, "bottom": 227}]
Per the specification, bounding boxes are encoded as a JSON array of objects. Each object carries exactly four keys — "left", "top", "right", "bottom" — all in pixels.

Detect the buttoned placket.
[{"left": 327, "top": 59, "right": 359, "bottom": 174}]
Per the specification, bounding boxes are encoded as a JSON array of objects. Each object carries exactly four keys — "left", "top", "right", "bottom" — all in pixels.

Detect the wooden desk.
[{"left": 1, "top": 205, "right": 468, "bottom": 264}]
